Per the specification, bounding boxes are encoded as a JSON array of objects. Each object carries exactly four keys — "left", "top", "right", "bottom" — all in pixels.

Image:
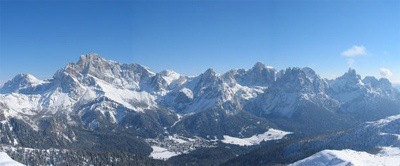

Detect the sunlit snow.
[
  {"left": 93, "top": 76, "right": 157, "bottom": 112},
  {"left": 290, "top": 147, "right": 400, "bottom": 166},
  {"left": 0, "top": 152, "right": 25, "bottom": 166},
  {"left": 221, "top": 128, "right": 292, "bottom": 146},
  {"left": 149, "top": 146, "right": 179, "bottom": 160}
]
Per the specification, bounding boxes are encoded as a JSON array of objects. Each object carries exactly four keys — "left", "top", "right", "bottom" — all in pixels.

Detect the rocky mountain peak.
[
  {"left": 160, "top": 70, "right": 179, "bottom": 77},
  {"left": 275, "top": 67, "right": 313, "bottom": 91},
  {"left": 362, "top": 76, "right": 392, "bottom": 88},
  {"left": 77, "top": 53, "right": 104, "bottom": 64},
  {"left": 75, "top": 53, "right": 118, "bottom": 75},
  {"left": 378, "top": 78, "right": 392, "bottom": 87},
  {"left": 363, "top": 76, "right": 379, "bottom": 85},
  {"left": 331, "top": 68, "right": 363, "bottom": 89},
  {"left": 280, "top": 67, "right": 305, "bottom": 78},
  {"left": 1, "top": 73, "right": 43, "bottom": 93},
  {"left": 204, "top": 68, "right": 216, "bottom": 76},
  {"left": 13, "top": 74, "right": 40, "bottom": 83},
  {"left": 302, "top": 67, "right": 317, "bottom": 79},
  {"left": 232, "top": 62, "right": 277, "bottom": 87},
  {"left": 342, "top": 68, "right": 361, "bottom": 80},
  {"left": 252, "top": 62, "right": 266, "bottom": 70},
  {"left": 201, "top": 68, "right": 217, "bottom": 81}
]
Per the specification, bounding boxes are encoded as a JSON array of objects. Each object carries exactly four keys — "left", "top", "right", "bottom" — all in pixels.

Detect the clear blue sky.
[{"left": 1, "top": 1, "right": 399, "bottom": 85}]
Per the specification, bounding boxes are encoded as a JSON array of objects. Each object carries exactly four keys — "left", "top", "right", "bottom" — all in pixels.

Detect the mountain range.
[{"left": 1, "top": 53, "right": 399, "bottom": 165}]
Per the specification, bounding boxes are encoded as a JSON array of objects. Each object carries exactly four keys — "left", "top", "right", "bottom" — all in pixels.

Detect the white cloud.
[
  {"left": 341, "top": 45, "right": 367, "bottom": 57},
  {"left": 380, "top": 68, "right": 393, "bottom": 78}
]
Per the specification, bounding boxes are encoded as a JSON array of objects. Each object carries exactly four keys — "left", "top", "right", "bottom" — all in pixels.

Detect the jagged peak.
[
  {"left": 282, "top": 67, "right": 303, "bottom": 74},
  {"left": 197, "top": 68, "right": 219, "bottom": 85},
  {"left": 277, "top": 67, "right": 321, "bottom": 85},
  {"left": 336, "top": 68, "right": 361, "bottom": 81},
  {"left": 77, "top": 53, "right": 110, "bottom": 66},
  {"left": 160, "top": 69, "right": 180, "bottom": 77},
  {"left": 345, "top": 68, "right": 358, "bottom": 76},
  {"left": 158, "top": 69, "right": 181, "bottom": 86},
  {"left": 79, "top": 53, "right": 102, "bottom": 61},
  {"left": 302, "top": 67, "right": 315, "bottom": 74},
  {"left": 301, "top": 67, "right": 320, "bottom": 79},
  {"left": 252, "top": 62, "right": 266, "bottom": 70},
  {"left": 251, "top": 62, "right": 276, "bottom": 71},
  {"left": 278, "top": 67, "right": 310, "bottom": 81},
  {"left": 362, "top": 77, "right": 394, "bottom": 93},
  {"left": 203, "top": 68, "right": 216, "bottom": 77}
]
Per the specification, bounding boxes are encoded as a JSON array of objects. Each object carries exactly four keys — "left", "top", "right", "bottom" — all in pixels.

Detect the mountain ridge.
[{"left": 1, "top": 53, "right": 399, "bottom": 165}]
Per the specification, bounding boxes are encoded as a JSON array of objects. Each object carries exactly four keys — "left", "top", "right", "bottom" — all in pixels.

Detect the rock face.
[{"left": 1, "top": 53, "right": 399, "bottom": 165}]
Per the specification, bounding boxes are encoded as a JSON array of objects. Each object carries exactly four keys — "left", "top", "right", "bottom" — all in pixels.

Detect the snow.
[
  {"left": 93, "top": 76, "right": 157, "bottom": 112},
  {"left": 221, "top": 83, "right": 264, "bottom": 102},
  {"left": 380, "top": 146, "right": 400, "bottom": 156},
  {"left": 160, "top": 70, "right": 181, "bottom": 85},
  {"left": 24, "top": 74, "right": 44, "bottom": 86},
  {"left": 149, "top": 146, "right": 179, "bottom": 160},
  {"left": 171, "top": 114, "right": 183, "bottom": 127},
  {"left": 0, "top": 152, "right": 25, "bottom": 166},
  {"left": 88, "top": 120, "right": 99, "bottom": 130},
  {"left": 80, "top": 88, "right": 98, "bottom": 101},
  {"left": 179, "top": 88, "right": 193, "bottom": 99},
  {"left": 290, "top": 147, "right": 400, "bottom": 166},
  {"left": 168, "top": 135, "right": 188, "bottom": 143},
  {"left": 367, "top": 114, "right": 400, "bottom": 127},
  {"left": 221, "top": 128, "right": 292, "bottom": 146},
  {"left": 45, "top": 89, "right": 75, "bottom": 113},
  {"left": 222, "top": 135, "right": 253, "bottom": 146},
  {"left": 0, "top": 93, "right": 41, "bottom": 117}
]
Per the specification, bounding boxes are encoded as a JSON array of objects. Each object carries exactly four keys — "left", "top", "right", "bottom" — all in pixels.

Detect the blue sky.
[{"left": 1, "top": 1, "right": 399, "bottom": 85}]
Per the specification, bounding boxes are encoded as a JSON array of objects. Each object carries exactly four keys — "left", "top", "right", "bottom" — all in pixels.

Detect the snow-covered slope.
[
  {"left": 221, "top": 128, "right": 292, "bottom": 146},
  {"left": 149, "top": 146, "right": 179, "bottom": 160},
  {"left": 290, "top": 147, "right": 400, "bottom": 166},
  {"left": 0, "top": 54, "right": 160, "bottom": 120},
  {"left": 289, "top": 113, "right": 400, "bottom": 166},
  {"left": 227, "top": 113, "right": 400, "bottom": 165},
  {"left": 0, "top": 152, "right": 25, "bottom": 166}
]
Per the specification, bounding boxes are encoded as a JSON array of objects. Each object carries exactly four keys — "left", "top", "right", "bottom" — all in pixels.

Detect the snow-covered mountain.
[
  {"left": 224, "top": 113, "right": 400, "bottom": 165},
  {"left": 0, "top": 74, "right": 44, "bottom": 93},
  {"left": 1, "top": 53, "right": 399, "bottom": 165},
  {"left": 290, "top": 114, "right": 400, "bottom": 166},
  {"left": 290, "top": 148, "right": 400, "bottom": 166}
]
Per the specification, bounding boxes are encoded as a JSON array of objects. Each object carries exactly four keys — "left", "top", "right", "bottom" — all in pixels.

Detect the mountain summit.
[{"left": 1, "top": 74, "right": 43, "bottom": 93}]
